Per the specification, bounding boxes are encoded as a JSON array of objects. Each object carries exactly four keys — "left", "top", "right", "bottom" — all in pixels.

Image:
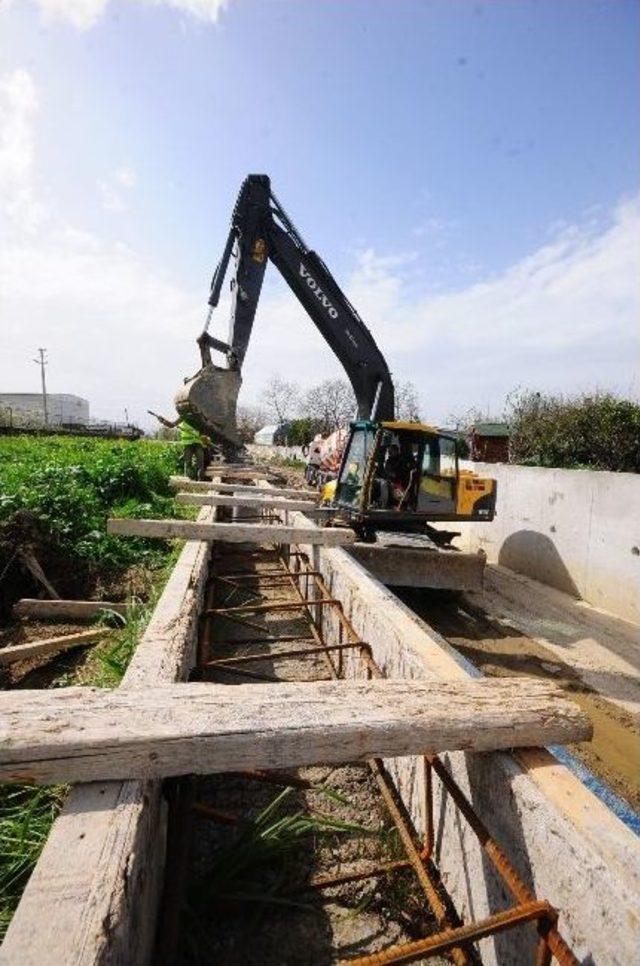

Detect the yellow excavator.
[{"left": 177, "top": 175, "right": 496, "bottom": 588}]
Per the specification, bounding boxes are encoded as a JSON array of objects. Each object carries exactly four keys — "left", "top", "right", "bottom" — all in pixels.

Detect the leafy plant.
[
  {"left": 505, "top": 389, "right": 640, "bottom": 472},
  {"left": 0, "top": 435, "right": 186, "bottom": 938},
  {"left": 0, "top": 435, "right": 184, "bottom": 579}
]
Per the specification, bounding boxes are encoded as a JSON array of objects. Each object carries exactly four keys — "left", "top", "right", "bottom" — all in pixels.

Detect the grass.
[
  {"left": 0, "top": 784, "right": 67, "bottom": 939},
  {"left": 193, "top": 786, "right": 376, "bottom": 905},
  {"left": 0, "top": 587, "right": 172, "bottom": 938},
  {"left": 182, "top": 784, "right": 381, "bottom": 958},
  {"left": 0, "top": 434, "right": 188, "bottom": 939}
]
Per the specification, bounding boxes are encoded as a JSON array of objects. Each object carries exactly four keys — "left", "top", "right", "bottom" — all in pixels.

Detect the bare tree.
[
  {"left": 445, "top": 405, "right": 484, "bottom": 432},
  {"left": 303, "top": 379, "right": 356, "bottom": 434},
  {"left": 260, "top": 375, "right": 300, "bottom": 425},
  {"left": 394, "top": 380, "right": 422, "bottom": 422},
  {"left": 236, "top": 404, "right": 267, "bottom": 443}
]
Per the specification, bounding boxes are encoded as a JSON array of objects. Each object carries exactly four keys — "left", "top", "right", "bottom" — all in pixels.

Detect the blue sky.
[{"left": 1, "top": 0, "right": 638, "bottom": 427}]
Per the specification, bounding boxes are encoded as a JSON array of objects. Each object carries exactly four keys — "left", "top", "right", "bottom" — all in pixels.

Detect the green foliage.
[
  {"left": 0, "top": 437, "right": 187, "bottom": 939},
  {"left": 0, "top": 435, "right": 183, "bottom": 570},
  {"left": 506, "top": 390, "right": 640, "bottom": 472},
  {"left": 284, "top": 417, "right": 325, "bottom": 446},
  {"left": 0, "top": 784, "right": 67, "bottom": 938},
  {"left": 188, "top": 786, "right": 375, "bottom": 910}
]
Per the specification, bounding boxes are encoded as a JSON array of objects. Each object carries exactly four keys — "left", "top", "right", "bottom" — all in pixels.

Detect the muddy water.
[{"left": 399, "top": 589, "right": 640, "bottom": 812}]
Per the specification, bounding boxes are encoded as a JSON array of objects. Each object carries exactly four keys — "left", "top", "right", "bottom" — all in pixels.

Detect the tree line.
[
  {"left": 237, "top": 375, "right": 422, "bottom": 444},
  {"left": 448, "top": 389, "right": 640, "bottom": 473}
]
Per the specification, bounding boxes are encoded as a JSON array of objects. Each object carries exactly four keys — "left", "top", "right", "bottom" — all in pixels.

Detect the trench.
[
  {"left": 150, "top": 485, "right": 578, "bottom": 966},
  {"left": 155, "top": 536, "right": 454, "bottom": 966}
]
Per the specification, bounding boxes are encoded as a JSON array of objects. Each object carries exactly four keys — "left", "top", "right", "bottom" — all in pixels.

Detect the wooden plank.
[
  {"left": 205, "top": 466, "right": 274, "bottom": 479},
  {"left": 169, "top": 476, "right": 316, "bottom": 500},
  {"left": 17, "top": 550, "right": 60, "bottom": 599},
  {"left": 0, "top": 629, "right": 105, "bottom": 666},
  {"left": 107, "top": 517, "right": 355, "bottom": 546},
  {"left": 175, "top": 493, "right": 325, "bottom": 513},
  {"left": 13, "top": 598, "right": 127, "bottom": 621},
  {"left": 0, "top": 679, "right": 591, "bottom": 785},
  {"left": 0, "top": 506, "right": 216, "bottom": 966}
]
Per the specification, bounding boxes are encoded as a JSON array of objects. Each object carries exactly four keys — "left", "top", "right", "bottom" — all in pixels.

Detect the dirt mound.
[{"left": 0, "top": 511, "right": 91, "bottom": 623}]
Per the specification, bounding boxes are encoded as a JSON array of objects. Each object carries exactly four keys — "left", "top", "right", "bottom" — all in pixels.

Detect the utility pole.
[{"left": 33, "top": 348, "right": 49, "bottom": 426}]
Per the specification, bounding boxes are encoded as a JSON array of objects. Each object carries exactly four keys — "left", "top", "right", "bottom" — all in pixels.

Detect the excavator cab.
[{"left": 332, "top": 421, "right": 496, "bottom": 535}]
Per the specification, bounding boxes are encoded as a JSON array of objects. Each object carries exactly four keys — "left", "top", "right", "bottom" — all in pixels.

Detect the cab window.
[
  {"left": 337, "top": 427, "right": 375, "bottom": 508},
  {"left": 418, "top": 434, "right": 457, "bottom": 513}
]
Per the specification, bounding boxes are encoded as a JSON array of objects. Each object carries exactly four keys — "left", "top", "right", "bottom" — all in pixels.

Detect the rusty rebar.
[
  {"left": 204, "top": 640, "right": 370, "bottom": 668},
  {"left": 341, "top": 900, "right": 555, "bottom": 966},
  {"left": 301, "top": 861, "right": 413, "bottom": 891},
  {"left": 368, "top": 758, "right": 470, "bottom": 966},
  {"left": 207, "top": 597, "right": 342, "bottom": 616},
  {"left": 429, "top": 755, "right": 576, "bottom": 966}
]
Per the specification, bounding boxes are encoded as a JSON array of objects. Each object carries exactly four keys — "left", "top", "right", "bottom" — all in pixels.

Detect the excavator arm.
[{"left": 177, "top": 175, "right": 394, "bottom": 444}]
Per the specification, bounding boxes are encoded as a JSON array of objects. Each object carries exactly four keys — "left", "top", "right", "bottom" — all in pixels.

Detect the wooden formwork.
[
  {"left": 0, "top": 507, "right": 216, "bottom": 966},
  {"left": 2, "top": 478, "right": 639, "bottom": 964}
]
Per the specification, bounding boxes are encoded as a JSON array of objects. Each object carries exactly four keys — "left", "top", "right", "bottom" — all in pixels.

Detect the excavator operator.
[{"left": 382, "top": 441, "right": 419, "bottom": 509}]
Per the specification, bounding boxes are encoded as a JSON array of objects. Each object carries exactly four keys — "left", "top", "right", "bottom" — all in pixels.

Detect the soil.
[
  {"left": 0, "top": 510, "right": 157, "bottom": 625},
  {"left": 398, "top": 587, "right": 640, "bottom": 812}
]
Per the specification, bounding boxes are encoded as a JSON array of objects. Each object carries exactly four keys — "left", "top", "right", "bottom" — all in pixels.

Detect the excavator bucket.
[{"left": 174, "top": 364, "right": 243, "bottom": 447}]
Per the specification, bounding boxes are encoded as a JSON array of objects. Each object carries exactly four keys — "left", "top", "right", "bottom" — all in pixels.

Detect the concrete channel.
[{"left": 1, "top": 473, "right": 639, "bottom": 965}]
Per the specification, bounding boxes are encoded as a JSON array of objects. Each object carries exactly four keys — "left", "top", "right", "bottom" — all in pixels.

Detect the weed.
[{"left": 0, "top": 784, "right": 67, "bottom": 938}]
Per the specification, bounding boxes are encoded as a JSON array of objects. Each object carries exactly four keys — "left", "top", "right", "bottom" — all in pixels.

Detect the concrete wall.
[
  {"left": 291, "top": 530, "right": 640, "bottom": 965},
  {"left": 450, "top": 462, "right": 640, "bottom": 624},
  {"left": 247, "top": 442, "right": 305, "bottom": 462}
]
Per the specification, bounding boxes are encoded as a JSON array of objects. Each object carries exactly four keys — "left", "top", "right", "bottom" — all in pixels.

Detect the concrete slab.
[{"left": 349, "top": 539, "right": 485, "bottom": 591}]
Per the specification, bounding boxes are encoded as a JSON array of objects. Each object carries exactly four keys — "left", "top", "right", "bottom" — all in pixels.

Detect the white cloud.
[
  {"left": 114, "top": 165, "right": 136, "bottom": 189},
  {"left": 1, "top": 67, "right": 637, "bottom": 430},
  {"left": 0, "top": 70, "right": 203, "bottom": 425},
  {"left": 13, "top": 0, "right": 228, "bottom": 30},
  {"left": 0, "top": 69, "right": 45, "bottom": 231},
  {"left": 97, "top": 164, "right": 137, "bottom": 212},
  {"left": 242, "top": 196, "right": 640, "bottom": 418},
  {"left": 350, "top": 197, "right": 640, "bottom": 358}
]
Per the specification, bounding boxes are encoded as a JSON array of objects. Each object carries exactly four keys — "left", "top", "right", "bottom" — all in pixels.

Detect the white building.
[
  {"left": 254, "top": 424, "right": 279, "bottom": 445},
  {"left": 0, "top": 393, "right": 90, "bottom": 427}
]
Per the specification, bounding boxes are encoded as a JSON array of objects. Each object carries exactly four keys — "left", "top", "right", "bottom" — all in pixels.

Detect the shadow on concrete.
[{"left": 498, "top": 530, "right": 580, "bottom": 598}]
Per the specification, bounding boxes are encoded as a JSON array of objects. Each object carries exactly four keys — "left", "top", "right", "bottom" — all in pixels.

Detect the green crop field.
[
  {"left": 0, "top": 434, "right": 183, "bottom": 572},
  {"left": 0, "top": 433, "right": 185, "bottom": 938}
]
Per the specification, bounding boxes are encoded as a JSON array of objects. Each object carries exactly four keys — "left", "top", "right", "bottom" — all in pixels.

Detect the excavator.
[{"left": 176, "top": 175, "right": 496, "bottom": 588}]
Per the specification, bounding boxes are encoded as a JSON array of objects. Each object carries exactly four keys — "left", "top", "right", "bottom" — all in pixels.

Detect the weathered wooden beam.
[
  {"left": 13, "top": 598, "right": 128, "bottom": 621},
  {"left": 107, "top": 517, "right": 355, "bottom": 546},
  {"left": 175, "top": 493, "right": 325, "bottom": 513},
  {"left": 1, "top": 506, "right": 216, "bottom": 966},
  {"left": 205, "top": 466, "right": 274, "bottom": 479},
  {"left": 0, "top": 629, "right": 106, "bottom": 666},
  {"left": 169, "top": 476, "right": 316, "bottom": 500},
  {"left": 0, "top": 679, "right": 591, "bottom": 785}
]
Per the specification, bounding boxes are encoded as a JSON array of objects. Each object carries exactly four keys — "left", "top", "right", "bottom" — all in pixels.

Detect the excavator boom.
[{"left": 175, "top": 175, "right": 394, "bottom": 445}]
